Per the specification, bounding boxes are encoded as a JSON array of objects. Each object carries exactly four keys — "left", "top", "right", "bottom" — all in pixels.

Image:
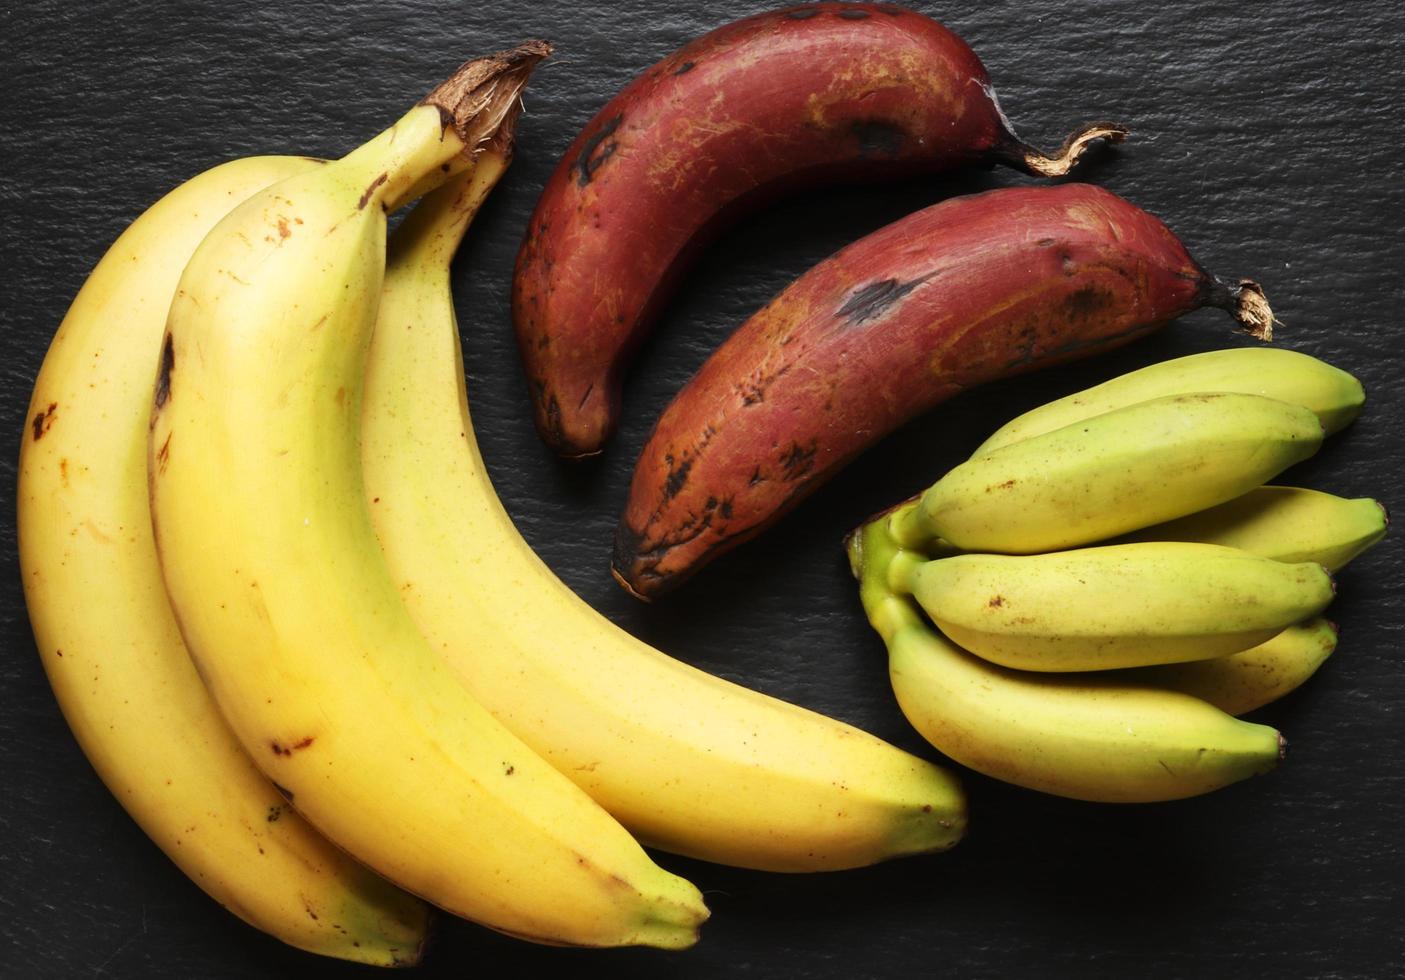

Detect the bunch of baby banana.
[
  {"left": 18, "top": 45, "right": 971, "bottom": 965},
  {"left": 851, "top": 348, "right": 1386, "bottom": 803}
]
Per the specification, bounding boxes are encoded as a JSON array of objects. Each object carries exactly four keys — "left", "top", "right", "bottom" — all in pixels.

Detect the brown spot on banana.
[
  {"left": 153, "top": 333, "right": 175, "bottom": 411},
  {"left": 31, "top": 402, "right": 57, "bottom": 440}
]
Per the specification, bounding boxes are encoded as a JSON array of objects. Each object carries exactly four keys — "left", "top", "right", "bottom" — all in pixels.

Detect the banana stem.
[
  {"left": 999, "top": 120, "right": 1130, "bottom": 177},
  {"left": 887, "top": 498, "right": 937, "bottom": 551},
  {"left": 368, "top": 41, "right": 547, "bottom": 213},
  {"left": 389, "top": 149, "right": 512, "bottom": 269},
  {"left": 849, "top": 517, "right": 936, "bottom": 645}
]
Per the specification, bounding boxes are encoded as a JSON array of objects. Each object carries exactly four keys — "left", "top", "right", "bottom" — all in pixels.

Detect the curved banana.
[
  {"left": 848, "top": 521, "right": 1284, "bottom": 802},
  {"left": 974, "top": 347, "right": 1364, "bottom": 455},
  {"left": 360, "top": 149, "right": 966, "bottom": 873},
  {"left": 1119, "top": 486, "right": 1387, "bottom": 571},
  {"left": 1128, "top": 618, "right": 1337, "bottom": 716},
  {"left": 148, "top": 48, "right": 708, "bottom": 949},
  {"left": 891, "top": 392, "right": 1323, "bottom": 554},
  {"left": 894, "top": 542, "right": 1335, "bottom": 672},
  {"left": 17, "top": 155, "right": 428, "bottom": 965}
]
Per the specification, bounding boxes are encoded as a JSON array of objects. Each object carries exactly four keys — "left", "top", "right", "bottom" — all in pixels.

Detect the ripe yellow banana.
[
  {"left": 1118, "top": 485, "right": 1388, "bottom": 571},
  {"left": 974, "top": 347, "right": 1364, "bottom": 455},
  {"left": 148, "top": 47, "right": 708, "bottom": 949},
  {"left": 1127, "top": 618, "right": 1337, "bottom": 716},
  {"left": 848, "top": 521, "right": 1284, "bottom": 802},
  {"left": 360, "top": 147, "right": 966, "bottom": 872},
  {"left": 891, "top": 392, "right": 1323, "bottom": 554},
  {"left": 17, "top": 155, "right": 428, "bottom": 965},
  {"left": 894, "top": 541, "right": 1335, "bottom": 671}
]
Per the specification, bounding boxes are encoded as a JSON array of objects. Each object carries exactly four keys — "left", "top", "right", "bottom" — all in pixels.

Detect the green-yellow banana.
[
  {"left": 892, "top": 392, "right": 1323, "bottom": 554},
  {"left": 147, "top": 47, "right": 708, "bottom": 949},
  {"left": 360, "top": 147, "right": 966, "bottom": 872},
  {"left": 974, "top": 347, "right": 1364, "bottom": 455},
  {"left": 895, "top": 541, "right": 1335, "bottom": 671},
  {"left": 1118, "top": 486, "right": 1387, "bottom": 571},
  {"left": 17, "top": 154, "right": 429, "bottom": 965},
  {"left": 849, "top": 521, "right": 1284, "bottom": 802},
  {"left": 1127, "top": 618, "right": 1337, "bottom": 716}
]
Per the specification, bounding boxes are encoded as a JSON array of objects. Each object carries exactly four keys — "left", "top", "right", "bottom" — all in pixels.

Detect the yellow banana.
[
  {"left": 892, "top": 392, "right": 1323, "bottom": 554},
  {"left": 849, "top": 521, "right": 1284, "bottom": 802},
  {"left": 894, "top": 541, "right": 1335, "bottom": 671},
  {"left": 974, "top": 347, "right": 1364, "bottom": 455},
  {"left": 1127, "top": 618, "right": 1337, "bottom": 716},
  {"left": 359, "top": 147, "right": 966, "bottom": 872},
  {"left": 1118, "top": 486, "right": 1387, "bottom": 571},
  {"left": 148, "top": 47, "right": 707, "bottom": 949},
  {"left": 17, "top": 155, "right": 428, "bottom": 965}
]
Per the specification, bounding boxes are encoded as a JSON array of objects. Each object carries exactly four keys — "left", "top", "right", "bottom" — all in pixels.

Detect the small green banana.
[
  {"left": 974, "top": 347, "right": 1364, "bottom": 455},
  {"left": 891, "top": 392, "right": 1323, "bottom": 554},
  {"left": 1128, "top": 618, "right": 1337, "bottom": 716},
  {"left": 848, "top": 522, "right": 1284, "bottom": 802},
  {"left": 1118, "top": 486, "right": 1387, "bottom": 571},
  {"left": 891, "top": 542, "right": 1334, "bottom": 671}
]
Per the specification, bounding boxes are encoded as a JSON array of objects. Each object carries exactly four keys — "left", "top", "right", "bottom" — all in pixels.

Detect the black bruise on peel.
[
  {"left": 837, "top": 275, "right": 931, "bottom": 324},
  {"left": 1064, "top": 285, "right": 1114, "bottom": 319},
  {"left": 154, "top": 334, "right": 175, "bottom": 410},
  {"left": 673, "top": 61, "right": 695, "bottom": 75},
  {"left": 786, "top": 8, "right": 820, "bottom": 18},
  {"left": 663, "top": 454, "right": 693, "bottom": 501},
  {"left": 576, "top": 114, "right": 622, "bottom": 187},
  {"left": 839, "top": 8, "right": 871, "bottom": 18},
  {"left": 852, "top": 120, "right": 907, "bottom": 157}
]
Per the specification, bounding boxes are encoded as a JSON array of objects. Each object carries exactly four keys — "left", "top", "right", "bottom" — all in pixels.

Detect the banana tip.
[{"left": 610, "top": 563, "right": 653, "bottom": 603}]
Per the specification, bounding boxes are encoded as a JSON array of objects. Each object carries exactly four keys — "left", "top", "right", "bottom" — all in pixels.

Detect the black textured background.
[{"left": 3, "top": 2, "right": 1403, "bottom": 977}]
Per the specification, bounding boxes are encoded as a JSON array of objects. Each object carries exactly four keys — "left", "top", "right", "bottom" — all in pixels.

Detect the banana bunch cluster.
[
  {"left": 849, "top": 348, "right": 1386, "bottom": 803},
  {"left": 17, "top": 48, "right": 968, "bottom": 964}
]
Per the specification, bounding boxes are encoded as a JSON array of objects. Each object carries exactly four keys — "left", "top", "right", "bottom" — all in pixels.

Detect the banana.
[
  {"left": 1127, "top": 618, "right": 1337, "bottom": 716},
  {"left": 148, "top": 47, "right": 708, "bottom": 949},
  {"left": 359, "top": 145, "right": 966, "bottom": 872},
  {"left": 17, "top": 155, "right": 429, "bottom": 965},
  {"left": 891, "top": 392, "right": 1323, "bottom": 554},
  {"left": 892, "top": 541, "right": 1335, "bottom": 671},
  {"left": 1118, "top": 486, "right": 1388, "bottom": 571},
  {"left": 848, "top": 520, "right": 1284, "bottom": 802},
  {"left": 974, "top": 347, "right": 1364, "bottom": 455}
]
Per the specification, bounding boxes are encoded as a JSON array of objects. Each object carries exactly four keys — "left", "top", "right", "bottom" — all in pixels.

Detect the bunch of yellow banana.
[
  {"left": 19, "top": 43, "right": 970, "bottom": 965},
  {"left": 852, "top": 348, "right": 1386, "bottom": 803}
]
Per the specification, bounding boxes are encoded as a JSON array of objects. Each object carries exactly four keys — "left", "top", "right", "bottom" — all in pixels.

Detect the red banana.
[
  {"left": 513, "top": 1, "right": 1126, "bottom": 457},
  {"left": 613, "top": 183, "right": 1275, "bottom": 598}
]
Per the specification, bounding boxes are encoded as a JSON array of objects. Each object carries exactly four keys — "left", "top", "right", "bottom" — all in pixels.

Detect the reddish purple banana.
[
  {"left": 613, "top": 183, "right": 1274, "bottom": 598},
  {"left": 512, "top": 2, "right": 1127, "bottom": 457}
]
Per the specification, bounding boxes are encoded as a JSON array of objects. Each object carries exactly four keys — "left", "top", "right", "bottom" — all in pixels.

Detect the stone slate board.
[{"left": 2, "top": 1, "right": 1402, "bottom": 977}]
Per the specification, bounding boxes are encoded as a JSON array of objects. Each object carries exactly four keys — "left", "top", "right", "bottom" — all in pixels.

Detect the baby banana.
[
  {"left": 849, "top": 522, "right": 1285, "bottom": 802},
  {"left": 1128, "top": 618, "right": 1338, "bottom": 716},
  {"left": 1119, "top": 486, "right": 1387, "bottom": 571},
  {"left": 895, "top": 542, "right": 1335, "bottom": 671},
  {"left": 361, "top": 147, "right": 966, "bottom": 872},
  {"left": 975, "top": 347, "right": 1364, "bottom": 454},
  {"left": 148, "top": 47, "right": 708, "bottom": 949},
  {"left": 17, "top": 155, "right": 428, "bottom": 965},
  {"left": 892, "top": 392, "right": 1324, "bottom": 554}
]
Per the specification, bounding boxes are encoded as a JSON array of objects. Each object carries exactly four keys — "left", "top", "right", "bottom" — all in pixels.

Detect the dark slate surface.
[{"left": 2, "top": 1, "right": 1402, "bottom": 977}]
